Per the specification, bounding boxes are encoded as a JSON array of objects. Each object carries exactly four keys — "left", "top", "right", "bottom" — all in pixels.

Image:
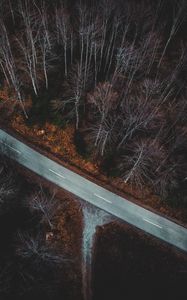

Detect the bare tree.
[
  {"left": 154, "top": 161, "right": 179, "bottom": 200},
  {"left": 55, "top": 3, "right": 73, "bottom": 77},
  {"left": 28, "top": 186, "right": 59, "bottom": 229},
  {"left": 76, "top": 4, "right": 102, "bottom": 87},
  {"left": 52, "top": 62, "right": 93, "bottom": 129},
  {"left": 16, "top": 0, "right": 41, "bottom": 95},
  {"left": 87, "top": 82, "right": 118, "bottom": 117},
  {"left": 117, "top": 91, "right": 165, "bottom": 150},
  {"left": 16, "top": 231, "right": 68, "bottom": 266},
  {"left": 98, "top": 0, "right": 116, "bottom": 72},
  {"left": 0, "top": 20, "right": 27, "bottom": 117},
  {"left": 116, "top": 30, "right": 162, "bottom": 84},
  {"left": 117, "top": 138, "right": 166, "bottom": 189},
  {"left": 158, "top": 0, "right": 187, "bottom": 68},
  {"left": 104, "top": 14, "right": 122, "bottom": 78},
  {"left": 38, "top": 35, "right": 51, "bottom": 90},
  {"left": 87, "top": 82, "right": 119, "bottom": 155},
  {"left": 35, "top": 0, "right": 52, "bottom": 50},
  {"left": 15, "top": 0, "right": 57, "bottom": 92},
  {"left": 88, "top": 116, "right": 118, "bottom": 157},
  {"left": 154, "top": 126, "right": 187, "bottom": 201},
  {"left": 36, "top": 0, "right": 55, "bottom": 89}
]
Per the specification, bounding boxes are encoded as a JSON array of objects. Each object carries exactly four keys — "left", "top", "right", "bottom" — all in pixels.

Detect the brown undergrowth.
[{"left": 11, "top": 159, "right": 83, "bottom": 300}]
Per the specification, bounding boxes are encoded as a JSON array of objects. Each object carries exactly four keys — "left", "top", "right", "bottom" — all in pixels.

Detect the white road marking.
[
  {"left": 94, "top": 193, "right": 112, "bottom": 204},
  {"left": 49, "top": 168, "right": 66, "bottom": 179},
  {"left": 143, "top": 218, "right": 162, "bottom": 229},
  {"left": 0, "top": 141, "right": 21, "bottom": 154}
]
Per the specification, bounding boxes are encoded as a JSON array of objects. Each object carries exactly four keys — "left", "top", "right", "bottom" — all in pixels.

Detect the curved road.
[{"left": 0, "top": 129, "right": 187, "bottom": 252}]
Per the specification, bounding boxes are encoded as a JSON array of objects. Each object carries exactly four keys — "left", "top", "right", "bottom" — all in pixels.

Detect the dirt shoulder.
[{"left": 0, "top": 108, "right": 187, "bottom": 226}]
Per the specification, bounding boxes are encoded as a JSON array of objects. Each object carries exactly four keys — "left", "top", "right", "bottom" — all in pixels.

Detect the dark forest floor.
[{"left": 93, "top": 221, "right": 187, "bottom": 300}]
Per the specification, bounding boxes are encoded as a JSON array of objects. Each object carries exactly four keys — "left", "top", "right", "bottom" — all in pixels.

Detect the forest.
[{"left": 0, "top": 0, "right": 187, "bottom": 207}]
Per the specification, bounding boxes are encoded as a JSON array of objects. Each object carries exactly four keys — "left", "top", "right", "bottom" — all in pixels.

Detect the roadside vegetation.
[
  {"left": 0, "top": 155, "right": 82, "bottom": 300},
  {"left": 0, "top": 0, "right": 187, "bottom": 209}
]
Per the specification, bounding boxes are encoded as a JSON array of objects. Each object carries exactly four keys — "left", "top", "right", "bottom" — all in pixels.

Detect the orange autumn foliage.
[{"left": 11, "top": 113, "right": 99, "bottom": 175}]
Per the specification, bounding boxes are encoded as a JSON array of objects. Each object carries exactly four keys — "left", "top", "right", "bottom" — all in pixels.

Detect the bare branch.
[
  {"left": 27, "top": 186, "right": 59, "bottom": 229},
  {"left": 15, "top": 231, "right": 69, "bottom": 267},
  {"left": 117, "top": 138, "right": 166, "bottom": 189}
]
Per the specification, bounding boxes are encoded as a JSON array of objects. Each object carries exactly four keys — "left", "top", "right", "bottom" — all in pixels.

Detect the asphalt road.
[{"left": 0, "top": 128, "right": 187, "bottom": 252}]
